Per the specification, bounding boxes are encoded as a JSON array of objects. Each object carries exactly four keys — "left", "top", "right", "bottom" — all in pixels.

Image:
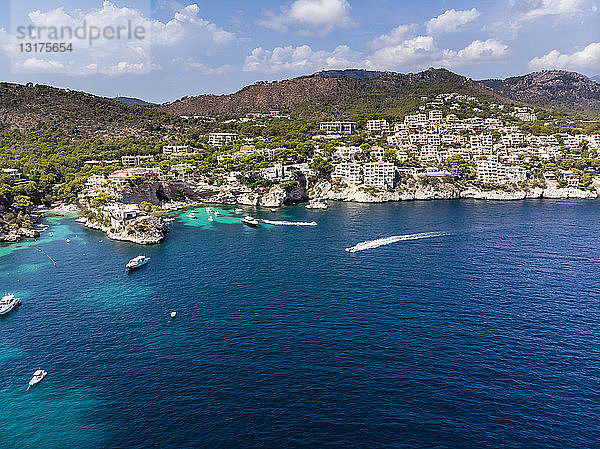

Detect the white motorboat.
[
  {"left": 27, "top": 370, "right": 47, "bottom": 391},
  {"left": 242, "top": 216, "right": 259, "bottom": 227},
  {"left": 126, "top": 255, "right": 150, "bottom": 270},
  {"left": 0, "top": 294, "right": 21, "bottom": 316}
]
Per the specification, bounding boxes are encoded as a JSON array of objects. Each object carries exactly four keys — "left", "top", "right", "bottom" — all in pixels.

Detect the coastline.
[{"left": 2, "top": 183, "right": 596, "bottom": 247}]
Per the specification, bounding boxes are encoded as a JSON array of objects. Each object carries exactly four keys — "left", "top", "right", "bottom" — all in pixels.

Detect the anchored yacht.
[{"left": 0, "top": 294, "right": 21, "bottom": 316}]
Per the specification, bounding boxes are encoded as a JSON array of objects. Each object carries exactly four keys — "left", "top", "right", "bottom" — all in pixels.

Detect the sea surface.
[{"left": 1, "top": 200, "right": 600, "bottom": 448}]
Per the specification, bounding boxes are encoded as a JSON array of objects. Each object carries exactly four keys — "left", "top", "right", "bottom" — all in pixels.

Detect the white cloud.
[
  {"left": 442, "top": 39, "right": 511, "bottom": 66},
  {"left": 366, "top": 36, "right": 438, "bottom": 70},
  {"left": 369, "top": 24, "right": 419, "bottom": 49},
  {"left": 260, "top": 0, "right": 354, "bottom": 34},
  {"left": 150, "top": 3, "right": 235, "bottom": 47},
  {"left": 175, "top": 59, "right": 233, "bottom": 74},
  {"left": 366, "top": 36, "right": 510, "bottom": 71},
  {"left": 426, "top": 8, "right": 481, "bottom": 34},
  {"left": 529, "top": 42, "right": 600, "bottom": 71},
  {"left": 243, "top": 44, "right": 362, "bottom": 73},
  {"left": 6, "top": 2, "right": 236, "bottom": 76},
  {"left": 18, "top": 57, "right": 65, "bottom": 72},
  {"left": 510, "top": 0, "right": 589, "bottom": 21}
]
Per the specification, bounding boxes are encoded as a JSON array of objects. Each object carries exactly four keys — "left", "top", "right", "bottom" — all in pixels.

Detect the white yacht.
[
  {"left": 27, "top": 370, "right": 47, "bottom": 391},
  {"left": 126, "top": 255, "right": 150, "bottom": 271},
  {"left": 0, "top": 294, "right": 21, "bottom": 316},
  {"left": 242, "top": 216, "right": 259, "bottom": 227}
]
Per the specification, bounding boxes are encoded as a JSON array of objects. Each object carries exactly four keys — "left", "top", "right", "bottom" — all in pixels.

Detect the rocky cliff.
[
  {"left": 117, "top": 178, "right": 308, "bottom": 208},
  {"left": 311, "top": 179, "right": 596, "bottom": 203}
]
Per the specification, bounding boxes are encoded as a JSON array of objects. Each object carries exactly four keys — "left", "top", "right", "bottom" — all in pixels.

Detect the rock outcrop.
[
  {"left": 82, "top": 215, "right": 169, "bottom": 245},
  {"left": 0, "top": 227, "right": 40, "bottom": 243}
]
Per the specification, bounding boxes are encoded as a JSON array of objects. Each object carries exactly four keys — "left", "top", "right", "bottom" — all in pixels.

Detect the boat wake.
[
  {"left": 345, "top": 232, "right": 447, "bottom": 253},
  {"left": 262, "top": 220, "right": 317, "bottom": 226}
]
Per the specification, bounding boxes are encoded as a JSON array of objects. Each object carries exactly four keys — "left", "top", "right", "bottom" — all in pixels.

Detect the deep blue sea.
[{"left": 2, "top": 200, "right": 600, "bottom": 448}]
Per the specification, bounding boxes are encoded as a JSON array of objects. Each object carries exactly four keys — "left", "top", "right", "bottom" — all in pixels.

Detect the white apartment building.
[
  {"left": 333, "top": 146, "right": 362, "bottom": 161},
  {"left": 470, "top": 135, "right": 493, "bottom": 154},
  {"left": 428, "top": 110, "right": 443, "bottom": 122},
  {"left": 476, "top": 160, "right": 527, "bottom": 184},
  {"left": 319, "top": 122, "right": 357, "bottom": 134},
  {"left": 512, "top": 107, "right": 537, "bottom": 122},
  {"left": 366, "top": 120, "right": 390, "bottom": 133},
  {"left": 363, "top": 162, "right": 395, "bottom": 188},
  {"left": 2, "top": 168, "right": 22, "bottom": 182},
  {"left": 169, "top": 163, "right": 196, "bottom": 182},
  {"left": 162, "top": 145, "right": 199, "bottom": 158},
  {"left": 121, "top": 155, "right": 155, "bottom": 167},
  {"left": 501, "top": 133, "right": 525, "bottom": 147},
  {"left": 108, "top": 167, "right": 161, "bottom": 186},
  {"left": 404, "top": 114, "right": 428, "bottom": 127},
  {"left": 332, "top": 162, "right": 362, "bottom": 184},
  {"left": 208, "top": 133, "right": 239, "bottom": 147}
]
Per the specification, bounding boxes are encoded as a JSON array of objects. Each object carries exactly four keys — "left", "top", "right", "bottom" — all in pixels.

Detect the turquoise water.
[{"left": 2, "top": 200, "right": 600, "bottom": 448}]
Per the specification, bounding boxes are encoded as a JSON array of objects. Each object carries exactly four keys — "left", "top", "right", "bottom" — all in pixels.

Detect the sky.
[{"left": 0, "top": 0, "right": 598, "bottom": 103}]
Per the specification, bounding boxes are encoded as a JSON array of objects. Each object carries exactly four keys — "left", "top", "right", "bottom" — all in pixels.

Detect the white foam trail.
[
  {"left": 345, "top": 232, "right": 446, "bottom": 253},
  {"left": 262, "top": 220, "right": 317, "bottom": 226}
]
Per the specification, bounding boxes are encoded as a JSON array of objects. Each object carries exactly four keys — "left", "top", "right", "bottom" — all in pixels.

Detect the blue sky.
[{"left": 0, "top": 0, "right": 598, "bottom": 102}]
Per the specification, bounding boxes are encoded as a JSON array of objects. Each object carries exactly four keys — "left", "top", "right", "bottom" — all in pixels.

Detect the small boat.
[
  {"left": 0, "top": 293, "right": 21, "bottom": 316},
  {"left": 242, "top": 216, "right": 259, "bottom": 227},
  {"left": 126, "top": 255, "right": 150, "bottom": 271},
  {"left": 234, "top": 208, "right": 243, "bottom": 214},
  {"left": 305, "top": 199, "right": 328, "bottom": 210},
  {"left": 170, "top": 311, "right": 177, "bottom": 318},
  {"left": 27, "top": 370, "right": 47, "bottom": 391}
]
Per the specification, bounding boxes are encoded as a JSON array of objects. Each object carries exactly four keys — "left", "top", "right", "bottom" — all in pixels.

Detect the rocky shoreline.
[
  {"left": 1, "top": 179, "right": 597, "bottom": 246},
  {"left": 81, "top": 215, "right": 169, "bottom": 245},
  {"left": 311, "top": 179, "right": 596, "bottom": 203}
]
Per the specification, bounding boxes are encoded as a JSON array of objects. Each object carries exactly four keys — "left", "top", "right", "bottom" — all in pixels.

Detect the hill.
[
  {"left": 160, "top": 68, "right": 600, "bottom": 119},
  {"left": 480, "top": 70, "right": 600, "bottom": 116},
  {"left": 160, "top": 68, "right": 509, "bottom": 118},
  {"left": 0, "top": 83, "right": 169, "bottom": 135}
]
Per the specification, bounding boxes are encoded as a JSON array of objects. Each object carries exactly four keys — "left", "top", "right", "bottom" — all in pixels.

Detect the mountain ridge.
[{"left": 159, "top": 68, "right": 600, "bottom": 119}]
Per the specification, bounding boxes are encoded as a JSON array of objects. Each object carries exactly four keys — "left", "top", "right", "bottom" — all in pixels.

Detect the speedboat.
[
  {"left": 27, "top": 370, "right": 47, "bottom": 391},
  {"left": 242, "top": 216, "right": 259, "bottom": 227},
  {"left": 0, "top": 294, "right": 21, "bottom": 316},
  {"left": 126, "top": 255, "right": 150, "bottom": 271}
]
